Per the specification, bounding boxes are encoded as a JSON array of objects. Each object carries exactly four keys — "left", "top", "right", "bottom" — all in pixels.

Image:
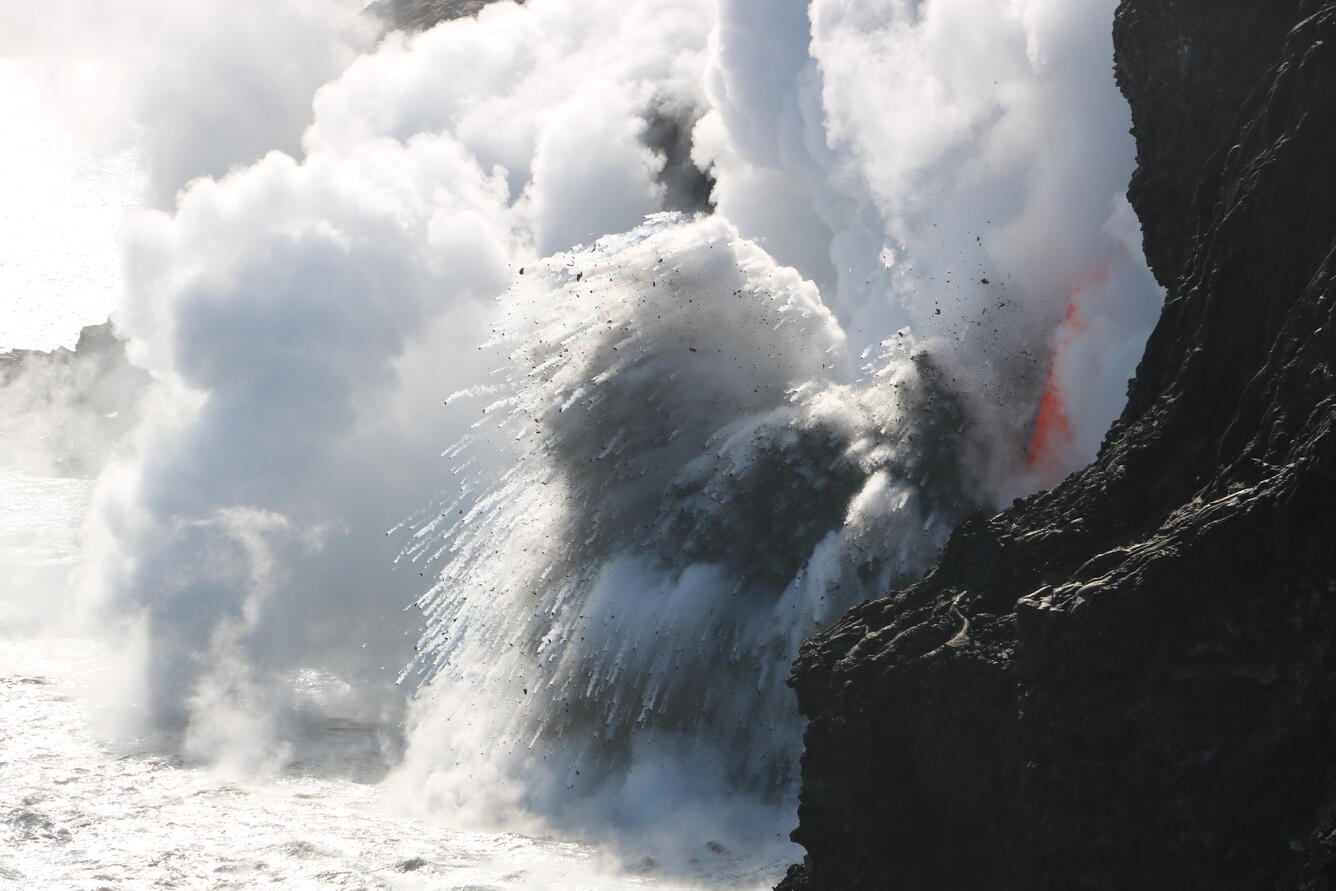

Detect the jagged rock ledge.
[{"left": 780, "top": 1, "right": 1336, "bottom": 888}]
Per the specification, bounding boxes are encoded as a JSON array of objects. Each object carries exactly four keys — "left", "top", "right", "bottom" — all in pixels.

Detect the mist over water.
[
  {"left": 2, "top": 0, "right": 1163, "bottom": 879},
  {"left": 390, "top": 215, "right": 975, "bottom": 856}
]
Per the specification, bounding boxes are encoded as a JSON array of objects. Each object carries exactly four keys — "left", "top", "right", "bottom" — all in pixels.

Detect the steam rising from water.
[
  {"left": 4, "top": 0, "right": 1163, "bottom": 871},
  {"left": 391, "top": 216, "right": 973, "bottom": 853}
]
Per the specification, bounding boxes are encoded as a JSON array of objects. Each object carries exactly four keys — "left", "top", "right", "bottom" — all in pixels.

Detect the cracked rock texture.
[{"left": 780, "top": 1, "right": 1336, "bottom": 888}]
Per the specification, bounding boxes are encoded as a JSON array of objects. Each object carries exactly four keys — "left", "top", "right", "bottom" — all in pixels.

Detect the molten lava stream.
[{"left": 1027, "top": 300, "right": 1082, "bottom": 471}]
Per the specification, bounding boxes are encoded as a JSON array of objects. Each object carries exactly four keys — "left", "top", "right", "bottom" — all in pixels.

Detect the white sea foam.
[{"left": 0, "top": 636, "right": 782, "bottom": 889}]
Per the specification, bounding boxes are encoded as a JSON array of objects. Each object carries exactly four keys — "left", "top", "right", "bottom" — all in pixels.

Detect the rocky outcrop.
[
  {"left": 0, "top": 323, "right": 148, "bottom": 477},
  {"left": 781, "top": 2, "right": 1336, "bottom": 889}
]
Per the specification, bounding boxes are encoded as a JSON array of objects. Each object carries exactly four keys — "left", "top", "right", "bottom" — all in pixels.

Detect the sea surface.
[
  {"left": 0, "top": 469, "right": 780, "bottom": 890},
  {"left": 0, "top": 59, "right": 141, "bottom": 352}
]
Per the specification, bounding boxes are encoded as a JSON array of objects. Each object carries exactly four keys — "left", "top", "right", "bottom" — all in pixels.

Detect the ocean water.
[
  {"left": 0, "top": 643, "right": 777, "bottom": 890},
  {"left": 0, "top": 471, "right": 779, "bottom": 890},
  {"left": 0, "top": 470, "right": 93, "bottom": 632}
]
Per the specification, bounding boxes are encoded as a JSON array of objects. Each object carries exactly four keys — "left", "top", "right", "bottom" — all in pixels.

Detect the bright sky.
[{"left": 0, "top": 58, "right": 144, "bottom": 352}]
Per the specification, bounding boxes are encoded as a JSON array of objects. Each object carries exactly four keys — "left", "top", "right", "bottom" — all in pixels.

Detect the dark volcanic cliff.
[{"left": 781, "top": 1, "right": 1336, "bottom": 889}]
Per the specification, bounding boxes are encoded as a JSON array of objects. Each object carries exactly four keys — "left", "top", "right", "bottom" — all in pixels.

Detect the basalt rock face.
[
  {"left": 1114, "top": 0, "right": 1305, "bottom": 285},
  {"left": 780, "top": 2, "right": 1336, "bottom": 890}
]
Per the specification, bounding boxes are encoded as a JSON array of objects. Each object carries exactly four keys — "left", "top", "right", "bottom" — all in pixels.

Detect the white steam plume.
[
  {"left": 699, "top": 0, "right": 1163, "bottom": 490},
  {"left": 0, "top": 0, "right": 378, "bottom": 208},
  {"left": 391, "top": 215, "right": 972, "bottom": 861},
  {"left": 76, "top": 0, "right": 718, "bottom": 769},
  {"left": 1, "top": 0, "right": 1168, "bottom": 871},
  {"left": 390, "top": 0, "right": 1164, "bottom": 857}
]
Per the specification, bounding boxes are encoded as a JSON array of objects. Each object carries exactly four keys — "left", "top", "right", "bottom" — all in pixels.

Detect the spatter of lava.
[{"left": 1027, "top": 299, "right": 1083, "bottom": 471}]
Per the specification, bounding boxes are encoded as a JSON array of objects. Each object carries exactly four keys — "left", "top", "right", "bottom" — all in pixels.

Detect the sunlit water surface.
[
  {"left": 0, "top": 58, "right": 142, "bottom": 352},
  {"left": 0, "top": 471, "right": 781, "bottom": 890},
  {"left": 0, "top": 641, "right": 780, "bottom": 891}
]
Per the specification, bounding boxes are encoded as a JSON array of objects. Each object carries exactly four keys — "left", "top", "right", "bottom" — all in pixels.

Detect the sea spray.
[{"left": 391, "top": 215, "right": 979, "bottom": 855}]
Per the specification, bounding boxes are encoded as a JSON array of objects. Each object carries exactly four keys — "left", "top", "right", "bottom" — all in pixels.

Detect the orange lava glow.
[{"left": 1026, "top": 300, "right": 1084, "bottom": 470}]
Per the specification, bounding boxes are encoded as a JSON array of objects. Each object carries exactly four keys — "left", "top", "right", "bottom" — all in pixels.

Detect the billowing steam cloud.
[
  {"left": 389, "top": 215, "right": 973, "bottom": 859},
  {"left": 0, "top": 0, "right": 377, "bottom": 208},
  {"left": 702, "top": 0, "right": 1163, "bottom": 491},
  {"left": 4, "top": 0, "right": 1163, "bottom": 868},
  {"left": 79, "top": 0, "right": 720, "bottom": 769}
]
